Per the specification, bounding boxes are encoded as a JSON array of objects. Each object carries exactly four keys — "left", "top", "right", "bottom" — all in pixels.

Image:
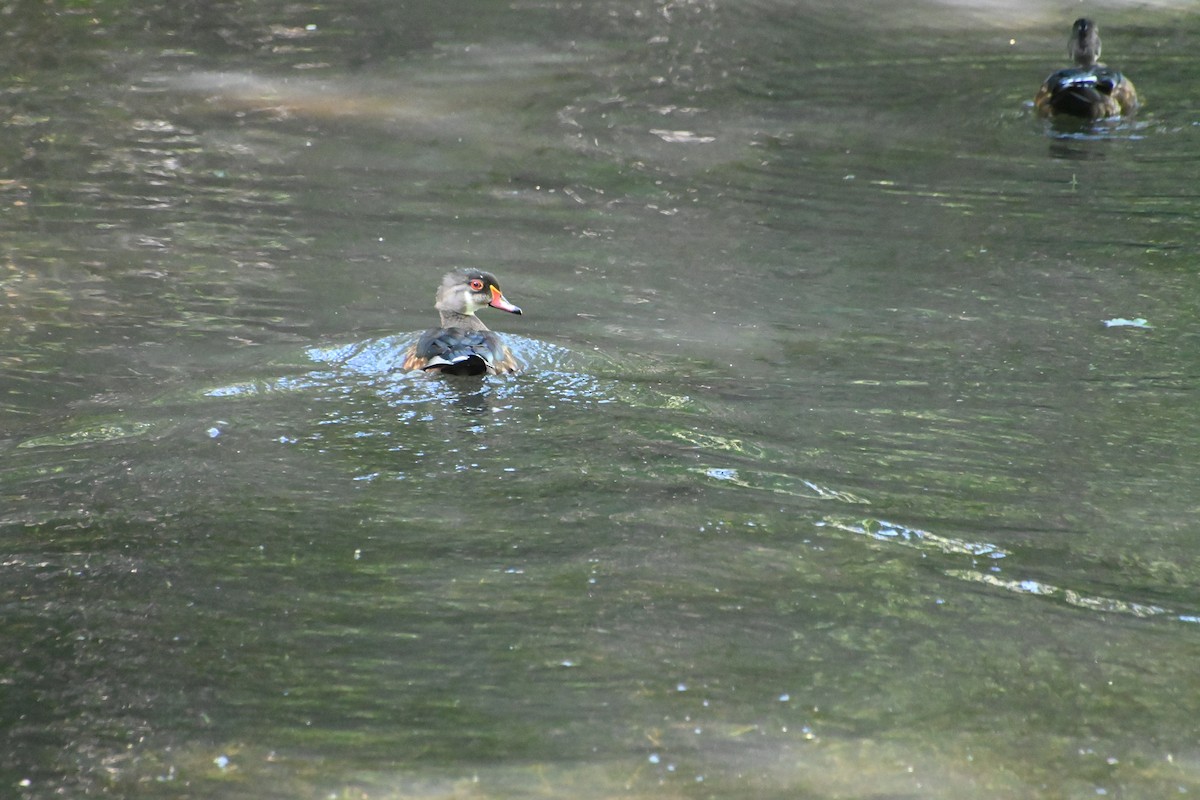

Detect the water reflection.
[{"left": 819, "top": 516, "right": 1200, "bottom": 623}]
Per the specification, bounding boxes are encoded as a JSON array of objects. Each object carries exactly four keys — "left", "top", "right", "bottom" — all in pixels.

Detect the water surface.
[{"left": 3, "top": 1, "right": 1200, "bottom": 798}]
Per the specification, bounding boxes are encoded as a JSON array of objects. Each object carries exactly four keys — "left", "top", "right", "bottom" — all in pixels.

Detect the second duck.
[{"left": 1034, "top": 18, "right": 1138, "bottom": 119}]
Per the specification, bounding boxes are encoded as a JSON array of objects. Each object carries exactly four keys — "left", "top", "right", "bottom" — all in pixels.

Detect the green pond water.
[{"left": 3, "top": 1, "right": 1200, "bottom": 798}]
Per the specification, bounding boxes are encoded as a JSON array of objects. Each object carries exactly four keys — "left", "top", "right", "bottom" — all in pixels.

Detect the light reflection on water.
[{"left": 203, "top": 333, "right": 626, "bottom": 412}]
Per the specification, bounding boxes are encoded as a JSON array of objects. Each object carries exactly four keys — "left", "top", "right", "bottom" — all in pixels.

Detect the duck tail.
[
  {"left": 1051, "top": 84, "right": 1116, "bottom": 118},
  {"left": 421, "top": 353, "right": 491, "bottom": 376}
]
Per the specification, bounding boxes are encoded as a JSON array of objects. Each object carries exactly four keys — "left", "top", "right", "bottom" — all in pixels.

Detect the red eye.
[{"left": 469, "top": 279, "right": 485, "bottom": 291}]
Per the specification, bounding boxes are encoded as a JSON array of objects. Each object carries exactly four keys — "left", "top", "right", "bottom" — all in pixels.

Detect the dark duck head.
[
  {"left": 1068, "top": 17, "right": 1103, "bottom": 67},
  {"left": 401, "top": 269, "right": 523, "bottom": 376},
  {"left": 1034, "top": 18, "right": 1139, "bottom": 119}
]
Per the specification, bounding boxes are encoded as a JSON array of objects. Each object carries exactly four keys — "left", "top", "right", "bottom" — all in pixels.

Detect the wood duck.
[
  {"left": 1034, "top": 18, "right": 1138, "bottom": 119},
  {"left": 401, "top": 269, "right": 522, "bottom": 376}
]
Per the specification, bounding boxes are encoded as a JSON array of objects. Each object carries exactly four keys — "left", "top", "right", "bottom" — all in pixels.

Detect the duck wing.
[
  {"left": 401, "top": 327, "right": 518, "bottom": 376},
  {"left": 1036, "top": 67, "right": 1127, "bottom": 118}
]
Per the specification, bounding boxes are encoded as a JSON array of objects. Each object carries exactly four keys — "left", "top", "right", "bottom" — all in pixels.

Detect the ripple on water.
[
  {"left": 194, "top": 332, "right": 702, "bottom": 488},
  {"left": 310, "top": 333, "right": 625, "bottom": 406},
  {"left": 202, "top": 333, "right": 626, "bottom": 406},
  {"left": 318, "top": 333, "right": 612, "bottom": 380},
  {"left": 817, "top": 516, "right": 1200, "bottom": 625}
]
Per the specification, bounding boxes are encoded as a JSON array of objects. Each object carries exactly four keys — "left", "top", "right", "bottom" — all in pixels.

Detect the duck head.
[
  {"left": 435, "top": 269, "right": 523, "bottom": 317},
  {"left": 1068, "top": 18, "right": 1102, "bottom": 67}
]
